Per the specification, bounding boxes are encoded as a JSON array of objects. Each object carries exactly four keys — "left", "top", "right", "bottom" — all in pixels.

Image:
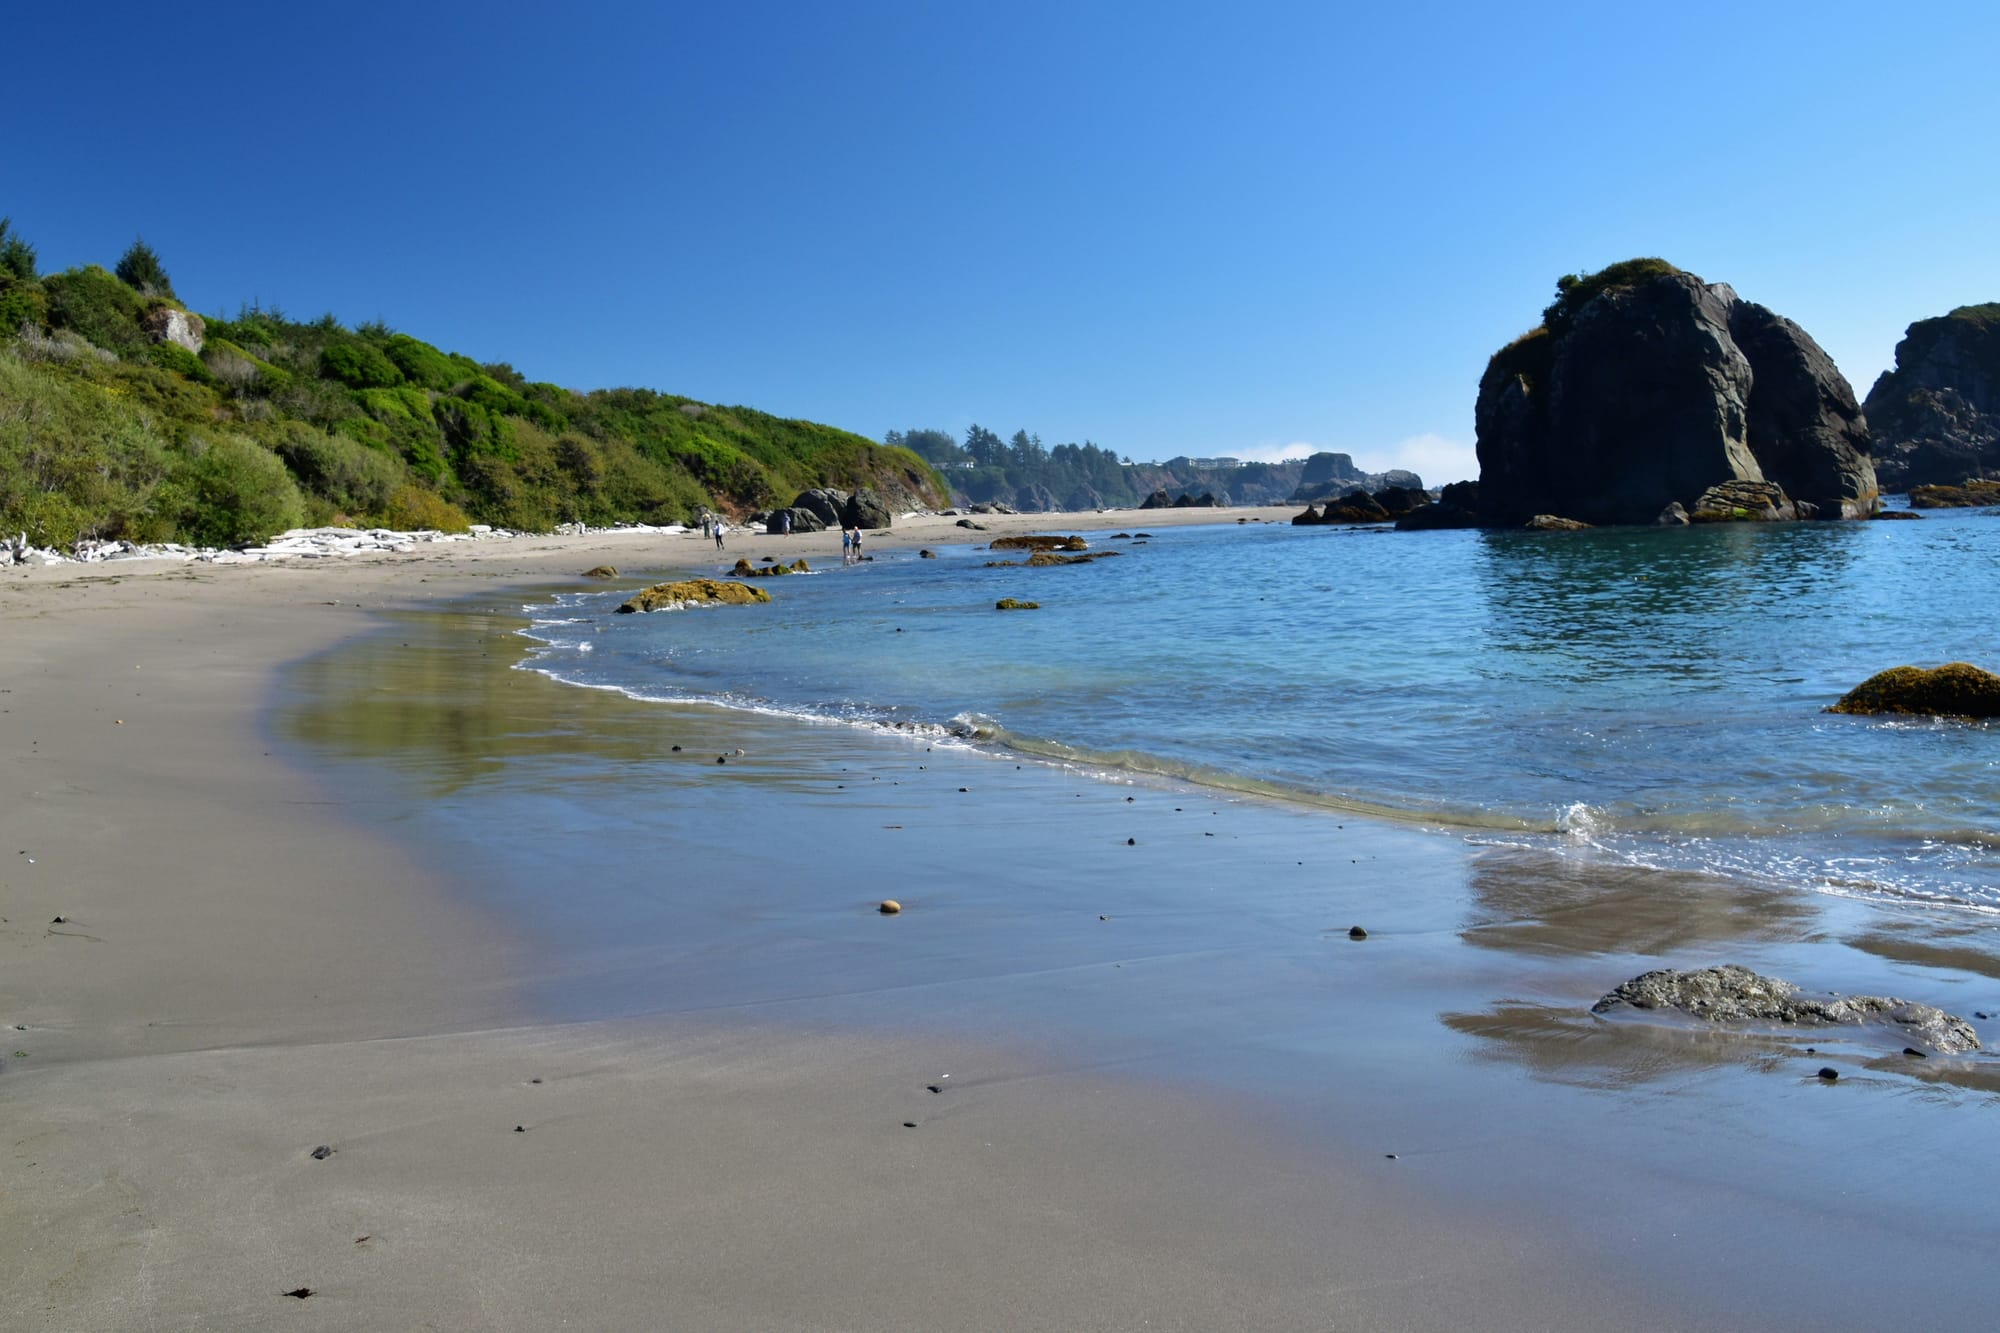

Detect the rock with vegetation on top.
[
  {"left": 1475, "top": 260, "right": 1877, "bottom": 526},
  {"left": 1592, "top": 964, "right": 1979, "bottom": 1054},
  {"left": 1908, "top": 480, "right": 2000, "bottom": 508},
  {"left": 616, "top": 579, "right": 772, "bottom": 613},
  {"left": 1828, "top": 663, "right": 2000, "bottom": 717},
  {"left": 989, "top": 535, "right": 1087, "bottom": 552},
  {"left": 582, "top": 565, "right": 619, "bottom": 579},
  {"left": 995, "top": 598, "right": 1039, "bottom": 610},
  {"left": 1524, "top": 514, "right": 1592, "bottom": 531},
  {"left": 1863, "top": 303, "right": 2000, "bottom": 491}
]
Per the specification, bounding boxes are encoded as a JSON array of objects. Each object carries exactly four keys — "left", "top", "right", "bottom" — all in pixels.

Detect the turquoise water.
[{"left": 520, "top": 515, "right": 2000, "bottom": 910}]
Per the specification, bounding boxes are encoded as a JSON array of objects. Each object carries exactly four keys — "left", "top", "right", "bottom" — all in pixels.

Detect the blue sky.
[{"left": 8, "top": 1, "right": 1996, "bottom": 483}]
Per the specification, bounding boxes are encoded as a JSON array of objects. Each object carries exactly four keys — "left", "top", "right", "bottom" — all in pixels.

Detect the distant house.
[{"left": 1167, "top": 456, "right": 1244, "bottom": 470}]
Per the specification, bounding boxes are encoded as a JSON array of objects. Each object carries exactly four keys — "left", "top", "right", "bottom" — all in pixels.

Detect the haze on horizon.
[{"left": 8, "top": 1, "right": 1995, "bottom": 485}]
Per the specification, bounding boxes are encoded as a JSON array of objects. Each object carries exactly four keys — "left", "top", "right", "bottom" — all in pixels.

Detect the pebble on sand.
[
  {"left": 1348, "top": 926, "right": 1368, "bottom": 940},
  {"left": 310, "top": 1145, "right": 333, "bottom": 1160},
  {"left": 878, "top": 900, "right": 902, "bottom": 915}
]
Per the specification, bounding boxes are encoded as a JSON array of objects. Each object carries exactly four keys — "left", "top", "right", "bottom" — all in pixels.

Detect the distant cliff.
[
  {"left": 1474, "top": 260, "right": 1877, "bottom": 526},
  {"left": 1863, "top": 303, "right": 2000, "bottom": 491}
]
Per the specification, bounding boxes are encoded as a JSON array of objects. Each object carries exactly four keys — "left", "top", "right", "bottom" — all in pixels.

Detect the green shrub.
[
  {"left": 159, "top": 435, "right": 306, "bottom": 545},
  {"left": 0, "top": 277, "right": 47, "bottom": 335},
  {"left": 42, "top": 266, "right": 150, "bottom": 358},
  {"left": 381, "top": 333, "right": 464, "bottom": 390},
  {"left": 149, "top": 340, "right": 215, "bottom": 384},
  {"left": 1541, "top": 258, "right": 1683, "bottom": 341},
  {"left": 319, "top": 338, "right": 404, "bottom": 388},
  {"left": 381, "top": 483, "right": 470, "bottom": 532},
  {"left": 275, "top": 424, "right": 406, "bottom": 518},
  {"left": 0, "top": 352, "right": 173, "bottom": 545}
]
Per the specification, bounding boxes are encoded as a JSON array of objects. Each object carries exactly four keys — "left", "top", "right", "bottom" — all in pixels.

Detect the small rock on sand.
[
  {"left": 1348, "top": 926, "right": 1368, "bottom": 940},
  {"left": 878, "top": 900, "right": 902, "bottom": 915}
]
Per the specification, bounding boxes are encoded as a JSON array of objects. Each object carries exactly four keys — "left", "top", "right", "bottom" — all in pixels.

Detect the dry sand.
[{"left": 1, "top": 508, "right": 1990, "bottom": 1329}]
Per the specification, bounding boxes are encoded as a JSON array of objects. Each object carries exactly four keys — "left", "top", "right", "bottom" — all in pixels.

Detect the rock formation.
[
  {"left": 1287, "top": 454, "right": 1426, "bottom": 503},
  {"left": 1474, "top": 261, "right": 1877, "bottom": 526},
  {"left": 842, "top": 487, "right": 892, "bottom": 529},
  {"left": 1908, "top": 480, "right": 2000, "bottom": 508},
  {"left": 141, "top": 305, "right": 205, "bottom": 353},
  {"left": 1593, "top": 964, "right": 1979, "bottom": 1054},
  {"left": 1864, "top": 303, "right": 2000, "bottom": 489}
]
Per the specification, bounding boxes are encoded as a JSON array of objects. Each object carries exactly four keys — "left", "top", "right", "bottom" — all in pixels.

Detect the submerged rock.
[
  {"left": 995, "top": 598, "right": 1040, "bottom": 610},
  {"left": 617, "top": 579, "right": 772, "bottom": 613},
  {"left": 989, "top": 535, "right": 1087, "bottom": 552},
  {"left": 1828, "top": 663, "right": 2000, "bottom": 717},
  {"left": 731, "top": 557, "right": 810, "bottom": 577},
  {"left": 1591, "top": 964, "right": 1980, "bottom": 1054},
  {"left": 1524, "top": 514, "right": 1592, "bottom": 531}
]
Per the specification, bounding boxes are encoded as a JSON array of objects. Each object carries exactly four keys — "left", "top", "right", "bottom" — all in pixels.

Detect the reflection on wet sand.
[
  {"left": 1847, "top": 922, "right": 2000, "bottom": 985},
  {"left": 1459, "top": 845, "right": 1813, "bottom": 958}
]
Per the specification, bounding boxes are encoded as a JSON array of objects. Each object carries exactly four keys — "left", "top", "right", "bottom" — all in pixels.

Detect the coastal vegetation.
[
  {"left": 0, "top": 221, "right": 945, "bottom": 548},
  {"left": 885, "top": 425, "right": 1311, "bottom": 511}
]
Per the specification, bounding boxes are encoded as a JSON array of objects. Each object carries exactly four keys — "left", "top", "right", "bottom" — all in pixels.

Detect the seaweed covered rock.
[
  {"left": 617, "top": 579, "right": 772, "bottom": 613},
  {"left": 732, "top": 558, "right": 811, "bottom": 577},
  {"left": 989, "top": 535, "right": 1087, "bottom": 552},
  {"left": 1476, "top": 261, "right": 1877, "bottom": 525},
  {"left": 995, "top": 598, "right": 1040, "bottom": 610},
  {"left": 1864, "top": 303, "right": 2000, "bottom": 490},
  {"left": 1828, "top": 663, "right": 2000, "bottom": 717},
  {"left": 1689, "top": 479, "right": 1805, "bottom": 522},
  {"left": 1593, "top": 964, "right": 1979, "bottom": 1054}
]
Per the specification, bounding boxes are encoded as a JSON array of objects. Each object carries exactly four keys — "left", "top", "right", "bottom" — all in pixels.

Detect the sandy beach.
[{"left": 6, "top": 507, "right": 1999, "bottom": 1329}]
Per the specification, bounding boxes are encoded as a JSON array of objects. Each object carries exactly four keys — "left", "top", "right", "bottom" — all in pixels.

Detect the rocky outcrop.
[
  {"left": 617, "top": 579, "right": 772, "bottom": 613},
  {"left": 1524, "top": 514, "right": 1591, "bottom": 531},
  {"left": 995, "top": 598, "right": 1039, "bottom": 610},
  {"left": 792, "top": 489, "right": 849, "bottom": 527},
  {"left": 142, "top": 306, "right": 205, "bottom": 353},
  {"left": 1138, "top": 489, "right": 1173, "bottom": 510},
  {"left": 1864, "top": 304, "right": 2000, "bottom": 490},
  {"left": 766, "top": 507, "right": 827, "bottom": 534},
  {"left": 1592, "top": 964, "right": 1979, "bottom": 1054},
  {"left": 1689, "top": 479, "right": 1805, "bottom": 522},
  {"left": 842, "top": 487, "right": 892, "bottom": 529},
  {"left": 1394, "top": 480, "right": 1481, "bottom": 531},
  {"left": 582, "top": 565, "right": 619, "bottom": 579},
  {"left": 1828, "top": 663, "right": 2000, "bottom": 717},
  {"left": 1475, "top": 262, "right": 1877, "bottom": 526},
  {"left": 1287, "top": 455, "right": 1428, "bottom": 504},
  {"left": 1908, "top": 480, "right": 2000, "bottom": 508}
]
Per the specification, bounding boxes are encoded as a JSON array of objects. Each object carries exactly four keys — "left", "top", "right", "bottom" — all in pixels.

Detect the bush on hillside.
[
  {"left": 158, "top": 435, "right": 306, "bottom": 546},
  {"left": 320, "top": 337, "right": 404, "bottom": 389},
  {"left": 275, "top": 423, "right": 406, "bottom": 519},
  {"left": 0, "top": 352, "right": 173, "bottom": 545},
  {"left": 1540, "top": 258, "right": 1682, "bottom": 341},
  {"left": 380, "top": 482, "right": 470, "bottom": 533},
  {"left": 42, "top": 266, "right": 151, "bottom": 358}
]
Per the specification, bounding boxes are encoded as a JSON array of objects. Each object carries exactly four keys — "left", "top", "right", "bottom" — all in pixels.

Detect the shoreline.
[{"left": 7, "top": 516, "right": 2000, "bottom": 1327}]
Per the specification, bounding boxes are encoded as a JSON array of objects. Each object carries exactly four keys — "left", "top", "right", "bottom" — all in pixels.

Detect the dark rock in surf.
[{"left": 1828, "top": 662, "right": 2000, "bottom": 718}]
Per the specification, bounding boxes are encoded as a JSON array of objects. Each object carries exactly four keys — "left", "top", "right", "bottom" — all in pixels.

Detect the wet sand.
[{"left": 6, "top": 510, "right": 2000, "bottom": 1328}]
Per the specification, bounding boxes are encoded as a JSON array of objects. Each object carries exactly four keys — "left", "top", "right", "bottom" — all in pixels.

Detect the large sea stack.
[
  {"left": 1862, "top": 303, "right": 2000, "bottom": 491},
  {"left": 1475, "top": 260, "right": 1878, "bottom": 526}
]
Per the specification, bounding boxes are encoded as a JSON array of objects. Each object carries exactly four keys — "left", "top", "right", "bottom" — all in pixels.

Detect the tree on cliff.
[
  {"left": 114, "top": 237, "right": 175, "bottom": 299},
  {"left": 0, "top": 217, "right": 35, "bottom": 281}
]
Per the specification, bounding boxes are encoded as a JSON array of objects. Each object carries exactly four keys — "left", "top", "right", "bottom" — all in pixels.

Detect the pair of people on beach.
[{"left": 841, "top": 527, "right": 863, "bottom": 562}]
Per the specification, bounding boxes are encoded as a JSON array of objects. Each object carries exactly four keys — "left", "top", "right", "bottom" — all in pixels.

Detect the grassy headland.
[{"left": 0, "top": 222, "right": 945, "bottom": 548}]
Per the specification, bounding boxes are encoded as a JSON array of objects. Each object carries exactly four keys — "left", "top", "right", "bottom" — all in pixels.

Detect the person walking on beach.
[
  {"left": 714, "top": 518, "right": 726, "bottom": 551},
  {"left": 851, "top": 527, "right": 863, "bottom": 560}
]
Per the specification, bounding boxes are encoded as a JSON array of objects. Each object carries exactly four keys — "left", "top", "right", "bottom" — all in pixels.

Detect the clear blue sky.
[{"left": 8, "top": 1, "right": 1996, "bottom": 482}]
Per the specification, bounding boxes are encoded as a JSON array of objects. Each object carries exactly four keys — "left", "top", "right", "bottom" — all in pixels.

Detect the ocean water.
[{"left": 519, "top": 514, "right": 2000, "bottom": 911}]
